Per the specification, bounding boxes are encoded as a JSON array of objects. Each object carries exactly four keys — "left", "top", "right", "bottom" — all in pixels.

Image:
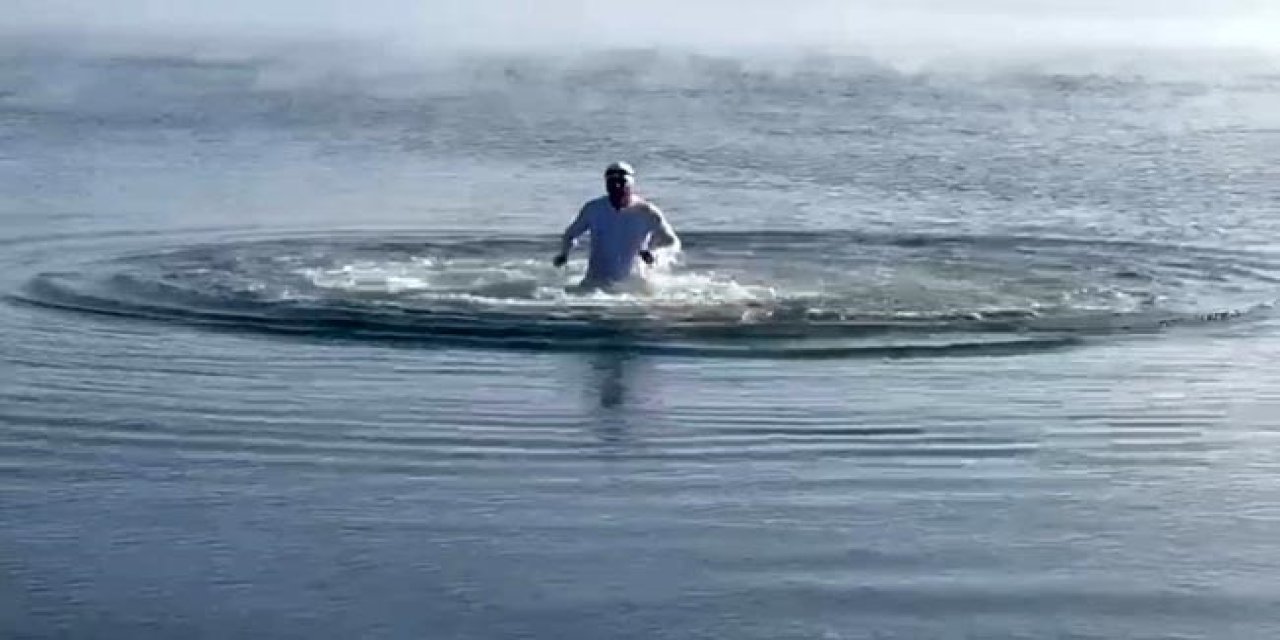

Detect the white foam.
[{"left": 297, "top": 255, "right": 787, "bottom": 316}]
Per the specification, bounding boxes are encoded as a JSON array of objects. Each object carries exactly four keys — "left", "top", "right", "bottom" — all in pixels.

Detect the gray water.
[{"left": 3, "top": 33, "right": 1280, "bottom": 638}]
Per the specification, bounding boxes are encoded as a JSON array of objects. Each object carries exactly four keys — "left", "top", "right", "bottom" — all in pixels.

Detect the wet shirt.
[{"left": 563, "top": 196, "right": 676, "bottom": 285}]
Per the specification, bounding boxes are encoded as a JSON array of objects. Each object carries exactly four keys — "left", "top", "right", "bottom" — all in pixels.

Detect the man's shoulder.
[
  {"left": 634, "top": 198, "right": 664, "bottom": 217},
  {"left": 582, "top": 195, "right": 611, "bottom": 210}
]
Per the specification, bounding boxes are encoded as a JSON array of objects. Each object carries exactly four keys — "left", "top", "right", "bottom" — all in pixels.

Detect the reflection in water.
[
  {"left": 579, "top": 349, "right": 647, "bottom": 447},
  {"left": 582, "top": 349, "right": 635, "bottom": 410},
  {"left": 595, "top": 352, "right": 629, "bottom": 409}
]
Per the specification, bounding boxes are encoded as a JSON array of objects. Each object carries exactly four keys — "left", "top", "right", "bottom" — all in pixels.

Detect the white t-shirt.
[{"left": 562, "top": 196, "right": 679, "bottom": 285}]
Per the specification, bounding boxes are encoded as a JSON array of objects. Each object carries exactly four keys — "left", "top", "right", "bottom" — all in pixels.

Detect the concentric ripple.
[{"left": 12, "top": 231, "right": 1278, "bottom": 357}]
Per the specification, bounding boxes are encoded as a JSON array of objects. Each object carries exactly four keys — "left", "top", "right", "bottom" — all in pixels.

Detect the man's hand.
[
  {"left": 638, "top": 250, "right": 656, "bottom": 265},
  {"left": 552, "top": 254, "right": 568, "bottom": 267}
]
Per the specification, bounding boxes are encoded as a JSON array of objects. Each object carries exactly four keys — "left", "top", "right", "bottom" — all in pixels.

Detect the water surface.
[{"left": 3, "top": 36, "right": 1280, "bottom": 638}]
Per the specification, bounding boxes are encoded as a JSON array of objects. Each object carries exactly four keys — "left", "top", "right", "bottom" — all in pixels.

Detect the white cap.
[{"left": 604, "top": 161, "right": 635, "bottom": 177}]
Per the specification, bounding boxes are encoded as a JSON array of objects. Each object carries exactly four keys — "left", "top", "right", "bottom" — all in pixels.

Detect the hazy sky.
[{"left": 5, "top": 0, "right": 1276, "bottom": 51}]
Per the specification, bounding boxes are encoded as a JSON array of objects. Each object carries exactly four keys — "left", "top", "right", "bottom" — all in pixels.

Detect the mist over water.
[{"left": 7, "top": 0, "right": 1279, "bottom": 54}]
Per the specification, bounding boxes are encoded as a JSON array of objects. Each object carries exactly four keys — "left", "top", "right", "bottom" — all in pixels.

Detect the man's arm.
[
  {"left": 555, "top": 206, "right": 590, "bottom": 264},
  {"left": 646, "top": 204, "right": 680, "bottom": 252},
  {"left": 636, "top": 204, "right": 679, "bottom": 266}
]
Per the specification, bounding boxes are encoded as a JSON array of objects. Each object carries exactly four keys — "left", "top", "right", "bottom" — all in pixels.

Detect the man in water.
[{"left": 553, "top": 162, "right": 681, "bottom": 291}]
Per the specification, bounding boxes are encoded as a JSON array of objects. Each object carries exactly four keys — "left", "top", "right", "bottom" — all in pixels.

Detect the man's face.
[{"left": 605, "top": 172, "right": 633, "bottom": 200}]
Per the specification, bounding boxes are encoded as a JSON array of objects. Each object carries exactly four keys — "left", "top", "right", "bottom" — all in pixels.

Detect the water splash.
[{"left": 12, "top": 231, "right": 1277, "bottom": 357}]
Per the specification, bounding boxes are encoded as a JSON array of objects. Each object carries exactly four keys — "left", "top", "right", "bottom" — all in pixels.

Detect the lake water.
[{"left": 3, "top": 34, "right": 1280, "bottom": 638}]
